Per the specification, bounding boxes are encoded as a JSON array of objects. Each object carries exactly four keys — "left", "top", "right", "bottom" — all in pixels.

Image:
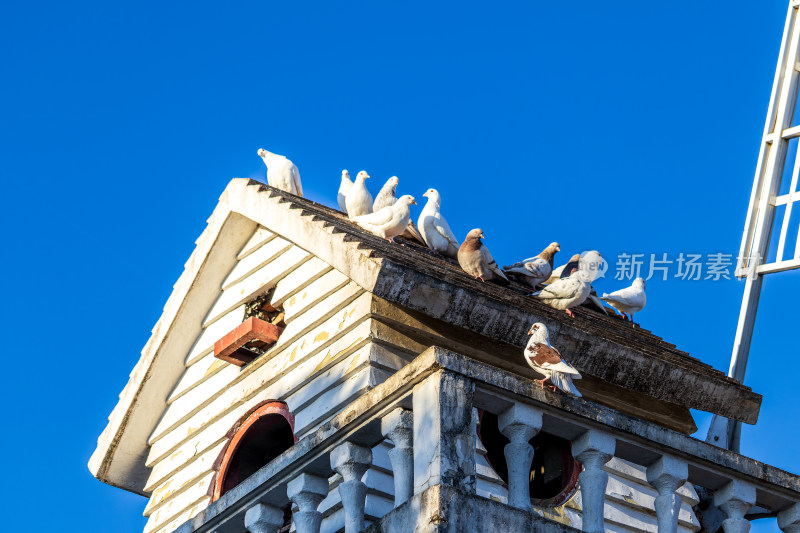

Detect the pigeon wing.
[
  {"left": 353, "top": 205, "right": 395, "bottom": 227},
  {"left": 292, "top": 165, "right": 303, "bottom": 197},
  {"left": 538, "top": 277, "right": 582, "bottom": 300},
  {"left": 481, "top": 244, "right": 509, "bottom": 281},
  {"left": 526, "top": 342, "right": 562, "bottom": 366}
]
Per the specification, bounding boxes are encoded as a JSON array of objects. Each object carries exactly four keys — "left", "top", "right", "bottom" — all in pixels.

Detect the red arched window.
[{"left": 211, "top": 400, "right": 296, "bottom": 502}]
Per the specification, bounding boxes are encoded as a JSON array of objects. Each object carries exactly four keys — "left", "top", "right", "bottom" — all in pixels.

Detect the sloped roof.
[{"left": 90, "top": 178, "right": 761, "bottom": 494}]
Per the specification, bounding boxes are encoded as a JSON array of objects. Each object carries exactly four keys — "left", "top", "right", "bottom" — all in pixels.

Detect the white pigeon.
[
  {"left": 532, "top": 253, "right": 603, "bottom": 317},
  {"left": 257, "top": 148, "right": 303, "bottom": 197},
  {"left": 337, "top": 170, "right": 353, "bottom": 213},
  {"left": 504, "top": 242, "right": 560, "bottom": 288},
  {"left": 352, "top": 195, "right": 417, "bottom": 242},
  {"left": 544, "top": 253, "right": 581, "bottom": 285},
  {"left": 345, "top": 171, "right": 373, "bottom": 218},
  {"left": 524, "top": 323, "right": 581, "bottom": 397},
  {"left": 373, "top": 176, "right": 399, "bottom": 211},
  {"left": 601, "top": 277, "right": 646, "bottom": 322},
  {"left": 418, "top": 188, "right": 460, "bottom": 259}
]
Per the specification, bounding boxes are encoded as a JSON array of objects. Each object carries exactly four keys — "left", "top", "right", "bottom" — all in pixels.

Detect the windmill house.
[{"left": 89, "top": 178, "right": 800, "bottom": 533}]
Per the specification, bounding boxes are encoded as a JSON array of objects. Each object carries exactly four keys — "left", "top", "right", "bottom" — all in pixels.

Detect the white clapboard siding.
[
  {"left": 222, "top": 235, "right": 293, "bottom": 290},
  {"left": 236, "top": 226, "right": 276, "bottom": 261},
  {"left": 148, "top": 290, "right": 373, "bottom": 450},
  {"left": 269, "top": 256, "right": 334, "bottom": 307},
  {"left": 204, "top": 246, "right": 312, "bottom": 327},
  {"left": 281, "top": 269, "right": 351, "bottom": 325},
  {"left": 144, "top": 472, "right": 214, "bottom": 532},
  {"left": 185, "top": 305, "right": 246, "bottom": 367},
  {"left": 606, "top": 457, "right": 699, "bottom": 505},
  {"left": 145, "top": 317, "right": 377, "bottom": 488},
  {"left": 173, "top": 279, "right": 363, "bottom": 406},
  {"left": 293, "top": 366, "right": 393, "bottom": 439},
  {"left": 144, "top": 439, "right": 227, "bottom": 510},
  {"left": 150, "top": 498, "right": 208, "bottom": 533}
]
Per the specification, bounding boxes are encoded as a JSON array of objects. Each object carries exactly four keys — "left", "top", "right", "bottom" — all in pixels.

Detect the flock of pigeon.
[{"left": 258, "top": 148, "right": 648, "bottom": 397}]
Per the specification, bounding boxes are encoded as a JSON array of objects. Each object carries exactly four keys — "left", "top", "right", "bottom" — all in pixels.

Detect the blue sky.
[{"left": 1, "top": 1, "right": 798, "bottom": 531}]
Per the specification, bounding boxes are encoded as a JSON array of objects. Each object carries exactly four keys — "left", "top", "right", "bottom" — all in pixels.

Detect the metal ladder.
[{"left": 707, "top": 0, "right": 800, "bottom": 450}]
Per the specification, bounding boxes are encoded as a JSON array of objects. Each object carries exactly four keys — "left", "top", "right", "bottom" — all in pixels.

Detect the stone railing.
[{"left": 174, "top": 347, "right": 800, "bottom": 533}]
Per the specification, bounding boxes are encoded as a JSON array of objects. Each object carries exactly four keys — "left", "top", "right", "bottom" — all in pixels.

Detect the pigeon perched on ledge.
[
  {"left": 257, "top": 148, "right": 303, "bottom": 197},
  {"left": 458, "top": 228, "right": 509, "bottom": 284},
  {"left": 345, "top": 171, "right": 373, "bottom": 218},
  {"left": 418, "top": 188, "right": 459, "bottom": 259},
  {"left": 524, "top": 322, "right": 581, "bottom": 397},
  {"left": 601, "top": 277, "right": 646, "bottom": 322},
  {"left": 337, "top": 170, "right": 353, "bottom": 212},
  {"left": 504, "top": 242, "right": 560, "bottom": 288},
  {"left": 353, "top": 195, "right": 417, "bottom": 242},
  {"left": 373, "top": 176, "right": 399, "bottom": 211},
  {"left": 532, "top": 251, "right": 604, "bottom": 317}
]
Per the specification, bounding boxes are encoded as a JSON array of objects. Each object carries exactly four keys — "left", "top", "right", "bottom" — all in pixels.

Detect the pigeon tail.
[{"left": 550, "top": 371, "right": 582, "bottom": 397}]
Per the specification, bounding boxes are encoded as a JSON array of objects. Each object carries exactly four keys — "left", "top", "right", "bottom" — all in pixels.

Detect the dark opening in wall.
[
  {"left": 478, "top": 410, "right": 581, "bottom": 507},
  {"left": 212, "top": 401, "right": 297, "bottom": 501}
]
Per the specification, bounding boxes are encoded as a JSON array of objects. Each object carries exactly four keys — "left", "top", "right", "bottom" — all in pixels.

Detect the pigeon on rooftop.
[
  {"left": 352, "top": 195, "right": 417, "bottom": 242},
  {"left": 418, "top": 188, "right": 460, "bottom": 259},
  {"left": 337, "top": 170, "right": 353, "bottom": 213},
  {"left": 524, "top": 322, "right": 582, "bottom": 397},
  {"left": 373, "top": 176, "right": 399, "bottom": 211},
  {"left": 458, "top": 228, "right": 509, "bottom": 284},
  {"left": 544, "top": 253, "right": 581, "bottom": 285},
  {"left": 345, "top": 171, "right": 373, "bottom": 218},
  {"left": 504, "top": 242, "right": 560, "bottom": 288},
  {"left": 257, "top": 149, "right": 303, "bottom": 197},
  {"left": 601, "top": 277, "right": 646, "bottom": 322},
  {"left": 532, "top": 251, "right": 604, "bottom": 317}
]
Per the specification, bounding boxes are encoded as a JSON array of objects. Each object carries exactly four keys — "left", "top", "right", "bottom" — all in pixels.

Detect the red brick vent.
[{"left": 214, "top": 317, "right": 283, "bottom": 367}]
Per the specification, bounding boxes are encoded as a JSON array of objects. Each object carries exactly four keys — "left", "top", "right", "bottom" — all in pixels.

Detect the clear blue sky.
[{"left": 1, "top": 1, "right": 797, "bottom": 531}]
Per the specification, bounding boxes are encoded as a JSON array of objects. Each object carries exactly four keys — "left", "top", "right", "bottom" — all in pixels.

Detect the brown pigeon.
[
  {"left": 457, "top": 228, "right": 509, "bottom": 284},
  {"left": 525, "top": 322, "right": 581, "bottom": 396}
]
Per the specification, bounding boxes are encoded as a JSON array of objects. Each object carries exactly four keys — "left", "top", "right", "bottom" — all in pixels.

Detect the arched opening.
[
  {"left": 212, "top": 401, "right": 296, "bottom": 501},
  {"left": 477, "top": 410, "right": 581, "bottom": 507}
]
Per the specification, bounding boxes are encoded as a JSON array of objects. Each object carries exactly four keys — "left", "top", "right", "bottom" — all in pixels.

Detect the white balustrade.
[
  {"left": 779, "top": 502, "right": 800, "bottom": 533},
  {"left": 287, "top": 473, "right": 329, "bottom": 533},
  {"left": 714, "top": 479, "right": 756, "bottom": 533},
  {"left": 646, "top": 455, "right": 689, "bottom": 533},
  {"left": 330, "top": 441, "right": 372, "bottom": 533},
  {"left": 572, "top": 429, "right": 616, "bottom": 533},
  {"left": 497, "top": 403, "right": 543, "bottom": 511},
  {"left": 381, "top": 407, "right": 414, "bottom": 506},
  {"left": 244, "top": 503, "right": 284, "bottom": 533}
]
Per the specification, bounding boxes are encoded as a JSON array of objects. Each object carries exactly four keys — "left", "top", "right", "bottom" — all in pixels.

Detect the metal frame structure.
[{"left": 707, "top": 0, "right": 800, "bottom": 451}]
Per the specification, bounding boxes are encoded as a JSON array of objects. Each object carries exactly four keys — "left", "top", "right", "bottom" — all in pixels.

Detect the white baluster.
[
  {"left": 287, "top": 473, "right": 329, "bottom": 533},
  {"left": 330, "top": 442, "right": 372, "bottom": 533},
  {"left": 646, "top": 455, "right": 688, "bottom": 533},
  {"left": 381, "top": 407, "right": 414, "bottom": 506},
  {"left": 714, "top": 479, "right": 756, "bottom": 533},
  {"left": 572, "top": 430, "right": 616, "bottom": 533},
  {"left": 497, "top": 404, "right": 543, "bottom": 511},
  {"left": 778, "top": 502, "right": 800, "bottom": 533},
  {"left": 412, "top": 371, "right": 476, "bottom": 494},
  {"left": 244, "top": 503, "right": 284, "bottom": 533}
]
